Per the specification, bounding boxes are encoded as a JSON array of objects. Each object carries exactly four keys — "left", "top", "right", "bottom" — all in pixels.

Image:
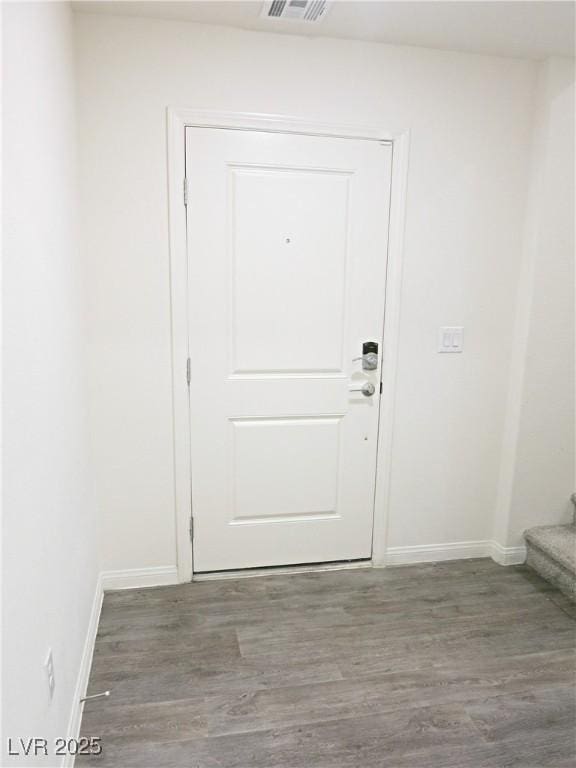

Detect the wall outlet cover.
[{"left": 45, "top": 649, "right": 55, "bottom": 698}]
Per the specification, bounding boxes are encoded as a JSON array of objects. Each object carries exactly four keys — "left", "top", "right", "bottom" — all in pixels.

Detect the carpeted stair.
[{"left": 524, "top": 494, "right": 576, "bottom": 603}]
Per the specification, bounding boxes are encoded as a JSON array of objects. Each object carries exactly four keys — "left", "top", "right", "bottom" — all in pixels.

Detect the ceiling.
[{"left": 73, "top": 1, "right": 575, "bottom": 60}]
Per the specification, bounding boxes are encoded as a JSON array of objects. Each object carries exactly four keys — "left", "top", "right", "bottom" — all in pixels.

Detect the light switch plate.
[{"left": 438, "top": 326, "right": 463, "bottom": 353}]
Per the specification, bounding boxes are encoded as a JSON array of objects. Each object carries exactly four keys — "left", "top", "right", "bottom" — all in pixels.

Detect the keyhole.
[{"left": 285, "top": 237, "right": 291, "bottom": 244}]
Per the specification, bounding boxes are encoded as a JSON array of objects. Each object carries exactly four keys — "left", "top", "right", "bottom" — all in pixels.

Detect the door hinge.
[
  {"left": 186, "top": 357, "right": 191, "bottom": 386},
  {"left": 189, "top": 515, "right": 194, "bottom": 542},
  {"left": 183, "top": 177, "right": 188, "bottom": 206},
  {"left": 380, "top": 381, "right": 383, "bottom": 395}
]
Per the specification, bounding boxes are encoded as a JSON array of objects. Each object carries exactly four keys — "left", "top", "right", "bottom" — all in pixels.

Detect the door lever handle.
[{"left": 349, "top": 382, "right": 376, "bottom": 397}]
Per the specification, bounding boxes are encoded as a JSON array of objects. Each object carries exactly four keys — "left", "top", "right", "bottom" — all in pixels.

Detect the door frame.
[{"left": 166, "top": 108, "right": 410, "bottom": 582}]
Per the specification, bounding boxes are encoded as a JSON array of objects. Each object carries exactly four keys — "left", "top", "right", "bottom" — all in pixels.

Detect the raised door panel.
[
  {"left": 231, "top": 166, "right": 350, "bottom": 376},
  {"left": 229, "top": 416, "right": 342, "bottom": 524}
]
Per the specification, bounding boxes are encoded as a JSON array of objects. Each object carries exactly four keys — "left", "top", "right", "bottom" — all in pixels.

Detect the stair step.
[
  {"left": 524, "top": 524, "right": 576, "bottom": 572},
  {"left": 524, "top": 523, "right": 576, "bottom": 603}
]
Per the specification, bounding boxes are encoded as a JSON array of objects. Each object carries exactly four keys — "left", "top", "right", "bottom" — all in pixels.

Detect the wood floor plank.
[
  {"left": 464, "top": 685, "right": 576, "bottom": 743},
  {"left": 86, "top": 658, "right": 344, "bottom": 706},
  {"left": 93, "top": 627, "right": 241, "bottom": 660}
]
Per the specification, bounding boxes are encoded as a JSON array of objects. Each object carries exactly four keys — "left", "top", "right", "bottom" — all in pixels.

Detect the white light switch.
[{"left": 438, "top": 326, "right": 463, "bottom": 353}]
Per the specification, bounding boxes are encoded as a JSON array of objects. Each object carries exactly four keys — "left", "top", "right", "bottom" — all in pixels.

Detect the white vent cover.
[{"left": 261, "top": 0, "right": 330, "bottom": 23}]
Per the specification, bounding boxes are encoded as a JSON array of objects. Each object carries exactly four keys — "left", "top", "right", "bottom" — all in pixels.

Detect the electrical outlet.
[{"left": 45, "top": 650, "right": 55, "bottom": 699}]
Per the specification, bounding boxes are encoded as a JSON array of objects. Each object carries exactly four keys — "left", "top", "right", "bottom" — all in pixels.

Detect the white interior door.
[{"left": 186, "top": 126, "right": 392, "bottom": 572}]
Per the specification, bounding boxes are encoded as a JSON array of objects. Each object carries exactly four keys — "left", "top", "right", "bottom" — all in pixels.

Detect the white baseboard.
[
  {"left": 489, "top": 540, "right": 527, "bottom": 566},
  {"left": 385, "top": 540, "right": 491, "bottom": 565},
  {"left": 62, "top": 574, "right": 104, "bottom": 768},
  {"left": 101, "top": 565, "right": 179, "bottom": 591},
  {"left": 385, "top": 539, "right": 527, "bottom": 567}
]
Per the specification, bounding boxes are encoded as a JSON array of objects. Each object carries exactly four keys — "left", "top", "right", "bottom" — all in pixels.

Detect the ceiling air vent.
[{"left": 262, "top": 0, "right": 330, "bottom": 23}]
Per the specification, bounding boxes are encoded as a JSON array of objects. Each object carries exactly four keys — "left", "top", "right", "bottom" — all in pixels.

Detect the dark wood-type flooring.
[{"left": 78, "top": 559, "right": 576, "bottom": 767}]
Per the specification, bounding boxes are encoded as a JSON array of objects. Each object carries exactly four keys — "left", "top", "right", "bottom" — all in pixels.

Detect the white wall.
[
  {"left": 1, "top": 7, "right": 571, "bottom": 759},
  {"left": 495, "top": 57, "right": 575, "bottom": 548},
  {"left": 74, "top": 12, "right": 541, "bottom": 572},
  {"left": 2, "top": 3, "right": 100, "bottom": 763}
]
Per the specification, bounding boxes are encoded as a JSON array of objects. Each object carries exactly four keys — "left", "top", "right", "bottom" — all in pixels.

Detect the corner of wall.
[
  {"left": 491, "top": 61, "right": 544, "bottom": 552},
  {"left": 492, "top": 56, "right": 576, "bottom": 551}
]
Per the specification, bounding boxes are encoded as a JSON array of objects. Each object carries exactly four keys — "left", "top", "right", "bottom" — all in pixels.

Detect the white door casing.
[{"left": 185, "top": 126, "right": 393, "bottom": 572}]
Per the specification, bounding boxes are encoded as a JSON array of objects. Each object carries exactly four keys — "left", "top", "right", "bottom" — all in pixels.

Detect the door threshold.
[{"left": 193, "top": 558, "right": 373, "bottom": 582}]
